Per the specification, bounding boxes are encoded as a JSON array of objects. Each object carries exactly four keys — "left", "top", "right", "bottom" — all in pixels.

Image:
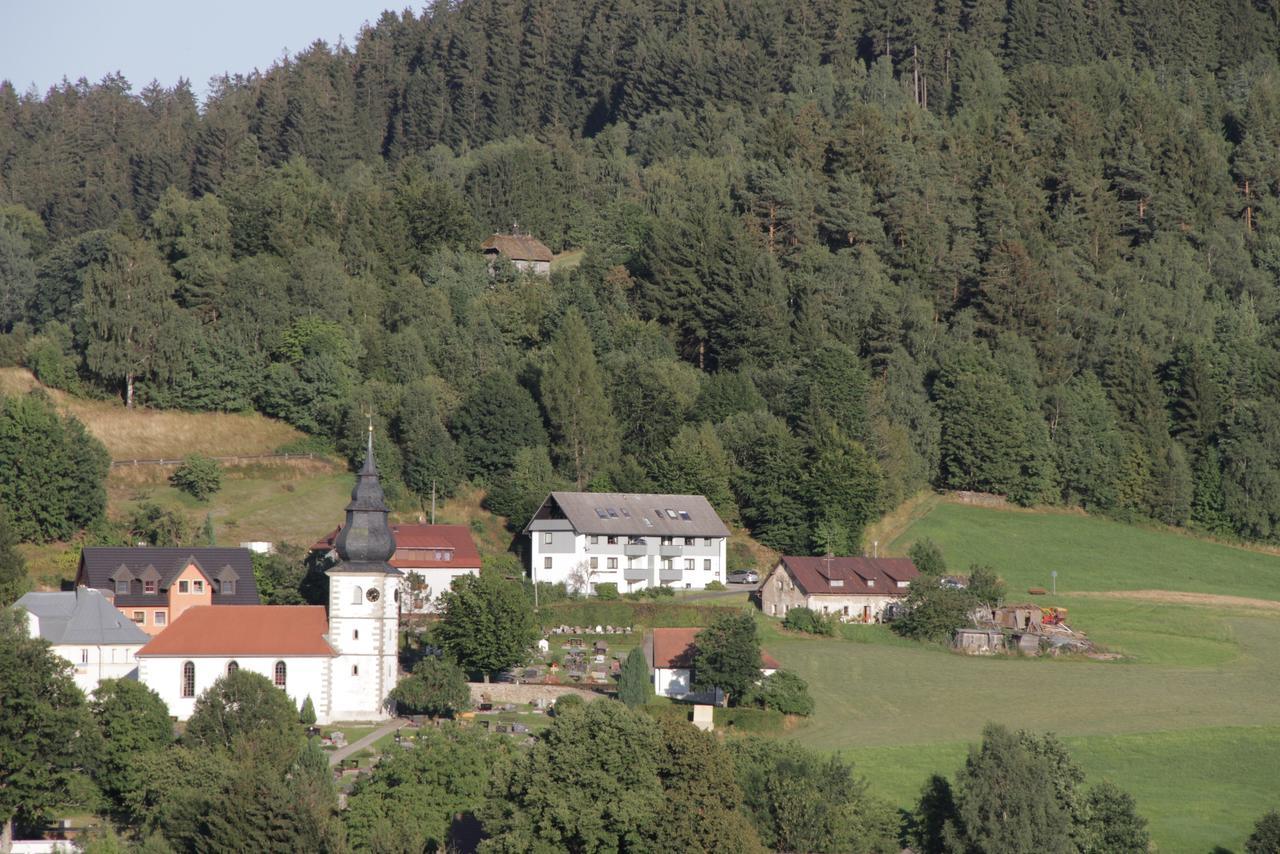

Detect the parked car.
[{"left": 727, "top": 570, "right": 759, "bottom": 584}]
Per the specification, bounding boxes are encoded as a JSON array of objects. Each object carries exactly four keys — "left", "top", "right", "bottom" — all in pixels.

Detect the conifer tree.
[
  {"left": 617, "top": 647, "right": 651, "bottom": 709},
  {"left": 541, "top": 307, "right": 620, "bottom": 488}
]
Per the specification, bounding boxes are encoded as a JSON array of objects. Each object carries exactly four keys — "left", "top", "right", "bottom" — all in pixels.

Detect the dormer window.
[
  {"left": 144, "top": 580, "right": 157, "bottom": 594},
  {"left": 179, "top": 581, "right": 189, "bottom": 593},
  {"left": 221, "top": 580, "right": 236, "bottom": 595},
  {"left": 193, "top": 581, "right": 204, "bottom": 594},
  {"left": 115, "top": 579, "right": 130, "bottom": 595}
]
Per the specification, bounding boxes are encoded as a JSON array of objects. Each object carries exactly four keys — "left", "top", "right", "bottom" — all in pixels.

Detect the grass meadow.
[{"left": 761, "top": 499, "right": 1280, "bottom": 853}]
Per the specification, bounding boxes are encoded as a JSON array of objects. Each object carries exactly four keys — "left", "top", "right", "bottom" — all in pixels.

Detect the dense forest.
[{"left": 2, "top": 0, "right": 1280, "bottom": 552}]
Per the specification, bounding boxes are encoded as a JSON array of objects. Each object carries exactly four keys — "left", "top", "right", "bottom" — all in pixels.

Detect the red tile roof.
[
  {"left": 650, "top": 627, "right": 780, "bottom": 671},
  {"left": 651, "top": 627, "right": 700, "bottom": 669},
  {"left": 137, "top": 606, "right": 335, "bottom": 657},
  {"left": 312, "top": 524, "right": 481, "bottom": 569},
  {"left": 779, "top": 556, "right": 919, "bottom": 597}
]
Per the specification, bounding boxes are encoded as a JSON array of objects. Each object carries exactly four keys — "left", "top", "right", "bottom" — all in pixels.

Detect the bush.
[
  {"left": 595, "top": 582, "right": 619, "bottom": 600},
  {"left": 704, "top": 580, "right": 727, "bottom": 591},
  {"left": 551, "top": 693, "right": 584, "bottom": 716},
  {"left": 728, "top": 540, "right": 756, "bottom": 571},
  {"left": 746, "top": 670, "right": 814, "bottom": 716},
  {"left": 388, "top": 656, "right": 473, "bottom": 718},
  {"left": 170, "top": 454, "right": 223, "bottom": 501},
  {"left": 892, "top": 582, "right": 975, "bottom": 644},
  {"left": 782, "top": 607, "right": 836, "bottom": 636},
  {"left": 908, "top": 538, "right": 947, "bottom": 576}
]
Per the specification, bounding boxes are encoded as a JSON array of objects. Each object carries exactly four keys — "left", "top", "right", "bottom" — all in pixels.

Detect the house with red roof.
[
  {"left": 643, "top": 627, "right": 780, "bottom": 700},
  {"left": 760, "top": 555, "right": 919, "bottom": 623},
  {"left": 313, "top": 523, "right": 481, "bottom": 613}
]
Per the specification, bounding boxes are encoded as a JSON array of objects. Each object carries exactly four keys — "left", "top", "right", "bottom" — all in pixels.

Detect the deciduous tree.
[{"left": 436, "top": 572, "right": 538, "bottom": 681}]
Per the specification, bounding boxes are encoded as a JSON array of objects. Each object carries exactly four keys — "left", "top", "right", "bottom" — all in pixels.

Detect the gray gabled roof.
[
  {"left": 525, "top": 492, "right": 730, "bottom": 537},
  {"left": 77, "top": 547, "right": 259, "bottom": 606},
  {"left": 15, "top": 587, "right": 150, "bottom": 646}
]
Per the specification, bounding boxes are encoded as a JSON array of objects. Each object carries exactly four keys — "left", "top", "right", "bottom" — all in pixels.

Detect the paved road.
[
  {"left": 678, "top": 583, "right": 760, "bottom": 603},
  {"left": 327, "top": 718, "right": 408, "bottom": 766}
]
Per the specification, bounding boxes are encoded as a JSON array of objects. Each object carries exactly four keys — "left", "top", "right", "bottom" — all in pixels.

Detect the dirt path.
[{"left": 1072, "top": 589, "right": 1280, "bottom": 612}]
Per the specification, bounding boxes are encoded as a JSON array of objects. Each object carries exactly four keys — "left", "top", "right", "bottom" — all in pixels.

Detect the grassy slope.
[
  {"left": 886, "top": 500, "right": 1280, "bottom": 601},
  {"left": 767, "top": 500, "right": 1280, "bottom": 853}
]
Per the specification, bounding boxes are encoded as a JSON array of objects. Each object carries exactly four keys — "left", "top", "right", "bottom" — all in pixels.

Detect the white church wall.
[{"left": 139, "top": 655, "right": 332, "bottom": 723}]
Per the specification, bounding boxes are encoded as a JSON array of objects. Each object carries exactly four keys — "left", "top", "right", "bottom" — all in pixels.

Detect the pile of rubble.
[{"left": 953, "top": 604, "right": 1100, "bottom": 657}]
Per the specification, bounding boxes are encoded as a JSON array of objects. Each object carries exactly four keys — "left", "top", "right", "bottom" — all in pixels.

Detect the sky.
[{"left": 1, "top": 1, "right": 404, "bottom": 102}]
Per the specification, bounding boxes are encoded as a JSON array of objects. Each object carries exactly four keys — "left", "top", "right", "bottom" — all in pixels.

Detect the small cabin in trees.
[{"left": 481, "top": 231, "right": 553, "bottom": 276}]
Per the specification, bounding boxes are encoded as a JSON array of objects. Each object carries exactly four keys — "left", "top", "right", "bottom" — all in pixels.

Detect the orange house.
[{"left": 75, "top": 547, "right": 259, "bottom": 635}]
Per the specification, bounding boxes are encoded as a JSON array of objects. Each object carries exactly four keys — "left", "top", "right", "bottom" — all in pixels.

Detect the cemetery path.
[{"left": 327, "top": 718, "right": 408, "bottom": 766}]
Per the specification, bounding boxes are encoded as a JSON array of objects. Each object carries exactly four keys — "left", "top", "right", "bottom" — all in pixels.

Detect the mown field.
[{"left": 759, "top": 500, "right": 1280, "bottom": 853}]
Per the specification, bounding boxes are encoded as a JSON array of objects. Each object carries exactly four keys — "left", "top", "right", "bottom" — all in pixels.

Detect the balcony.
[
  {"left": 658, "top": 567, "right": 683, "bottom": 583},
  {"left": 659, "top": 544, "right": 684, "bottom": 558},
  {"left": 624, "top": 543, "right": 648, "bottom": 557},
  {"left": 623, "top": 567, "right": 649, "bottom": 582}
]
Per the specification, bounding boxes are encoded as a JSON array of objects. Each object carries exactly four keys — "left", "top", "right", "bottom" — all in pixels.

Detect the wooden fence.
[{"left": 109, "top": 452, "right": 320, "bottom": 468}]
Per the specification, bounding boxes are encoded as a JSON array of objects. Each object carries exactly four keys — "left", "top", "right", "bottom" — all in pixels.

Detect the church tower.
[{"left": 325, "top": 426, "right": 401, "bottom": 721}]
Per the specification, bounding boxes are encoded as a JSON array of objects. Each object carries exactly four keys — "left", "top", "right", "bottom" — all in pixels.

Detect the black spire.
[{"left": 332, "top": 424, "right": 397, "bottom": 572}]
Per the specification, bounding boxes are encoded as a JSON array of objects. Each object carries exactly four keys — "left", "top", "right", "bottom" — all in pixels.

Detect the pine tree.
[{"left": 541, "top": 307, "right": 620, "bottom": 488}]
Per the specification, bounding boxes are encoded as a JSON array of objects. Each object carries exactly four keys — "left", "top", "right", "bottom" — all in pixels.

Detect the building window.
[
  {"left": 221, "top": 580, "right": 236, "bottom": 595},
  {"left": 144, "top": 580, "right": 157, "bottom": 594},
  {"left": 81, "top": 649, "right": 89, "bottom": 664},
  {"left": 352, "top": 586, "right": 363, "bottom": 604},
  {"left": 704, "top": 559, "right": 711, "bottom": 571},
  {"left": 661, "top": 536, "right": 673, "bottom": 546},
  {"left": 227, "top": 660, "right": 239, "bottom": 675},
  {"left": 607, "top": 536, "right": 618, "bottom": 545},
  {"left": 607, "top": 557, "right": 618, "bottom": 569},
  {"left": 193, "top": 581, "right": 204, "bottom": 593},
  {"left": 353, "top": 629, "right": 359, "bottom": 640},
  {"left": 115, "top": 579, "right": 129, "bottom": 595},
  {"left": 589, "top": 535, "right": 599, "bottom": 545},
  {"left": 132, "top": 611, "right": 145, "bottom": 623},
  {"left": 274, "top": 661, "right": 287, "bottom": 688},
  {"left": 590, "top": 557, "right": 598, "bottom": 570},
  {"left": 352, "top": 665, "right": 359, "bottom": 676},
  {"left": 543, "top": 532, "right": 553, "bottom": 545},
  {"left": 155, "top": 611, "right": 166, "bottom": 626},
  {"left": 181, "top": 661, "right": 195, "bottom": 697},
  {"left": 179, "top": 581, "right": 189, "bottom": 593},
  {"left": 544, "top": 557, "right": 552, "bottom": 570}
]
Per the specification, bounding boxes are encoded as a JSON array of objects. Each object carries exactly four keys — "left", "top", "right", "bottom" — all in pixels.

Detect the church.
[{"left": 136, "top": 429, "right": 402, "bottom": 724}]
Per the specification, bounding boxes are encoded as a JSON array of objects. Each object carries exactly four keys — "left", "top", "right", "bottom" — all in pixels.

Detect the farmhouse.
[
  {"left": 761, "top": 555, "right": 919, "bottom": 622},
  {"left": 75, "top": 546, "right": 259, "bottom": 635},
  {"left": 525, "top": 492, "right": 729, "bottom": 594},
  {"left": 644, "top": 626, "right": 780, "bottom": 699},
  {"left": 136, "top": 431, "right": 401, "bottom": 724},
  {"left": 313, "top": 523, "right": 480, "bottom": 614},
  {"left": 481, "top": 231, "right": 553, "bottom": 276},
  {"left": 14, "top": 587, "right": 150, "bottom": 695}
]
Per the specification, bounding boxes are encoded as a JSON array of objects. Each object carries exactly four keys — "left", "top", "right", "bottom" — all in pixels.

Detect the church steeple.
[{"left": 332, "top": 424, "right": 397, "bottom": 571}]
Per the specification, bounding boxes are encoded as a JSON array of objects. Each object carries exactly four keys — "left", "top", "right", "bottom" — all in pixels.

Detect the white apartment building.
[{"left": 525, "top": 492, "right": 730, "bottom": 594}]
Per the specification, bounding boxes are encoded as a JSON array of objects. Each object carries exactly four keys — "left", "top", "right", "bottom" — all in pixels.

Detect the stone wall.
[{"left": 467, "top": 682, "right": 600, "bottom": 705}]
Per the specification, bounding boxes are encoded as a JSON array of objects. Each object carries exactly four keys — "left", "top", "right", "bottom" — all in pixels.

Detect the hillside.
[{"left": 784, "top": 498, "right": 1280, "bottom": 852}]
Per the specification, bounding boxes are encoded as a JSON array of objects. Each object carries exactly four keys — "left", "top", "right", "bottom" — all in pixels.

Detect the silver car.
[{"left": 727, "top": 570, "right": 759, "bottom": 585}]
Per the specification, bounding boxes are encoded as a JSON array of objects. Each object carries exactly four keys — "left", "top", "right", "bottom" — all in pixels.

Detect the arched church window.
[
  {"left": 227, "top": 660, "right": 239, "bottom": 675},
  {"left": 274, "top": 660, "right": 287, "bottom": 688},
  {"left": 352, "top": 585, "right": 363, "bottom": 604},
  {"left": 181, "top": 661, "right": 195, "bottom": 698}
]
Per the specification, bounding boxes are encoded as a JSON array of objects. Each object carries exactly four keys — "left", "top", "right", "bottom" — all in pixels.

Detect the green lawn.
[
  {"left": 888, "top": 501, "right": 1280, "bottom": 600},
  {"left": 758, "top": 501, "right": 1280, "bottom": 852}
]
